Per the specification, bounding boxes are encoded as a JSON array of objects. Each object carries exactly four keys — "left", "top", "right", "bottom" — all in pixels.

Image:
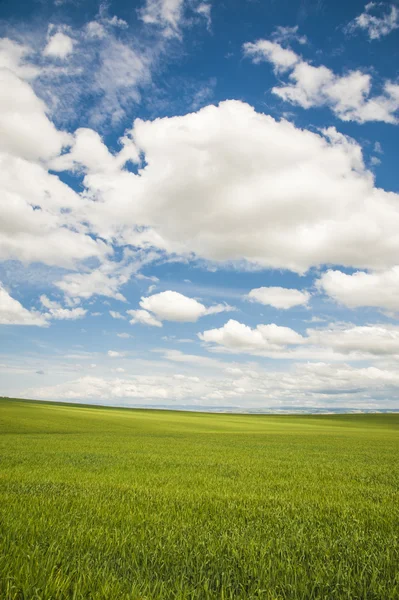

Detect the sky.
[{"left": 1, "top": 0, "right": 399, "bottom": 411}]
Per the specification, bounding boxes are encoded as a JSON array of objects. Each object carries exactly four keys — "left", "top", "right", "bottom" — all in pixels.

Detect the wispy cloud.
[{"left": 346, "top": 3, "right": 399, "bottom": 40}]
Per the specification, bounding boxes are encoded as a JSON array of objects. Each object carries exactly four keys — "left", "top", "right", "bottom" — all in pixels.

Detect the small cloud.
[
  {"left": 109, "top": 311, "right": 126, "bottom": 320},
  {"left": 272, "top": 25, "right": 308, "bottom": 45},
  {"left": 117, "top": 332, "right": 132, "bottom": 338},
  {"left": 107, "top": 350, "right": 126, "bottom": 357},
  {"left": 127, "top": 309, "right": 163, "bottom": 327},
  {"left": 346, "top": 3, "right": 399, "bottom": 40},
  {"left": 43, "top": 31, "right": 74, "bottom": 59},
  {"left": 246, "top": 287, "right": 310, "bottom": 309},
  {"left": 195, "top": 3, "right": 211, "bottom": 30}
]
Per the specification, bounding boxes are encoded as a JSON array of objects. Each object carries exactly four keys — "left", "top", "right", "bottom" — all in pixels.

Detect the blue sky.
[{"left": 1, "top": 0, "right": 399, "bottom": 410}]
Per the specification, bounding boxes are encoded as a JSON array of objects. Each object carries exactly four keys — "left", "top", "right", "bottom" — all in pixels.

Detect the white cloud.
[
  {"left": 308, "top": 323, "right": 399, "bottom": 357},
  {"left": 244, "top": 39, "right": 399, "bottom": 124},
  {"left": 0, "top": 38, "right": 39, "bottom": 79},
  {"left": 0, "top": 284, "right": 47, "bottom": 326},
  {"left": 106, "top": 15, "right": 128, "bottom": 29},
  {"left": 139, "top": 0, "right": 185, "bottom": 37},
  {"left": 107, "top": 350, "right": 126, "bottom": 357},
  {"left": 110, "top": 311, "right": 126, "bottom": 320},
  {"left": 75, "top": 100, "right": 399, "bottom": 273},
  {"left": 243, "top": 39, "right": 299, "bottom": 72},
  {"left": 25, "top": 360, "right": 399, "bottom": 408},
  {"left": 247, "top": 286, "right": 310, "bottom": 309},
  {"left": 199, "top": 318, "right": 399, "bottom": 361},
  {"left": 6, "top": 17, "right": 152, "bottom": 128},
  {"left": 199, "top": 319, "right": 305, "bottom": 354},
  {"left": 43, "top": 32, "right": 74, "bottom": 59},
  {"left": 139, "top": 0, "right": 211, "bottom": 38},
  {"left": 272, "top": 25, "right": 307, "bottom": 45},
  {"left": 195, "top": 3, "right": 211, "bottom": 30},
  {"left": 318, "top": 267, "right": 399, "bottom": 311},
  {"left": 91, "top": 38, "right": 151, "bottom": 125},
  {"left": 40, "top": 295, "right": 87, "bottom": 320},
  {"left": 117, "top": 332, "right": 132, "bottom": 338},
  {"left": 127, "top": 309, "right": 163, "bottom": 327},
  {"left": 54, "top": 253, "right": 153, "bottom": 301},
  {"left": 137, "top": 290, "right": 234, "bottom": 324},
  {"left": 346, "top": 3, "right": 399, "bottom": 40},
  {"left": 56, "top": 268, "right": 127, "bottom": 302},
  {"left": 85, "top": 21, "right": 107, "bottom": 39},
  {"left": 0, "top": 39, "right": 108, "bottom": 269}
]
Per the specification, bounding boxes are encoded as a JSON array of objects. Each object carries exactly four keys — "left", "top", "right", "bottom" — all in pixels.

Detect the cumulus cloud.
[
  {"left": 0, "top": 38, "right": 39, "bottom": 79},
  {"left": 43, "top": 31, "right": 74, "bottom": 59},
  {"left": 243, "top": 39, "right": 399, "bottom": 124},
  {"left": 346, "top": 3, "right": 399, "bottom": 40},
  {"left": 199, "top": 319, "right": 305, "bottom": 354},
  {"left": 247, "top": 286, "right": 310, "bottom": 309},
  {"left": 200, "top": 318, "right": 399, "bottom": 360},
  {"left": 0, "top": 284, "right": 47, "bottom": 326},
  {"left": 0, "top": 39, "right": 108, "bottom": 269},
  {"left": 317, "top": 267, "right": 399, "bottom": 311},
  {"left": 138, "top": 290, "right": 234, "bottom": 324},
  {"left": 71, "top": 100, "right": 399, "bottom": 273}
]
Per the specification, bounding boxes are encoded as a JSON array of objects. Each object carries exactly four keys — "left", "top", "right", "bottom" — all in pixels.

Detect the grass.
[{"left": 1, "top": 398, "right": 399, "bottom": 599}]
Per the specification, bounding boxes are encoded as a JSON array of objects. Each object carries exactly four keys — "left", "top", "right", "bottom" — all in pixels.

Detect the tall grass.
[{"left": 1, "top": 398, "right": 398, "bottom": 599}]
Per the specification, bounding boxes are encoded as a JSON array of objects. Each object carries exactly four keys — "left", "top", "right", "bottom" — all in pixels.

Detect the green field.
[{"left": 1, "top": 398, "right": 398, "bottom": 599}]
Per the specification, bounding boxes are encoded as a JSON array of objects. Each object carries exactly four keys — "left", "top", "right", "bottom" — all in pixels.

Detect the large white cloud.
[
  {"left": 0, "top": 284, "right": 47, "bottom": 326},
  {"left": 71, "top": 100, "right": 399, "bottom": 273},
  {"left": 0, "top": 68, "right": 69, "bottom": 162},
  {"left": 318, "top": 268, "right": 399, "bottom": 312},
  {"left": 247, "top": 286, "right": 310, "bottom": 309},
  {"left": 243, "top": 39, "right": 399, "bottom": 124},
  {"left": 0, "top": 39, "right": 108, "bottom": 269}
]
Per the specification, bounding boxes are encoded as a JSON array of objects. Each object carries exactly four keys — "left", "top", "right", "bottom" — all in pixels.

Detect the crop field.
[{"left": 0, "top": 398, "right": 399, "bottom": 599}]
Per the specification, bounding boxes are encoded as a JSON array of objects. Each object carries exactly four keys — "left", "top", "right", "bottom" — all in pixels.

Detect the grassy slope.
[{"left": 1, "top": 398, "right": 398, "bottom": 599}]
